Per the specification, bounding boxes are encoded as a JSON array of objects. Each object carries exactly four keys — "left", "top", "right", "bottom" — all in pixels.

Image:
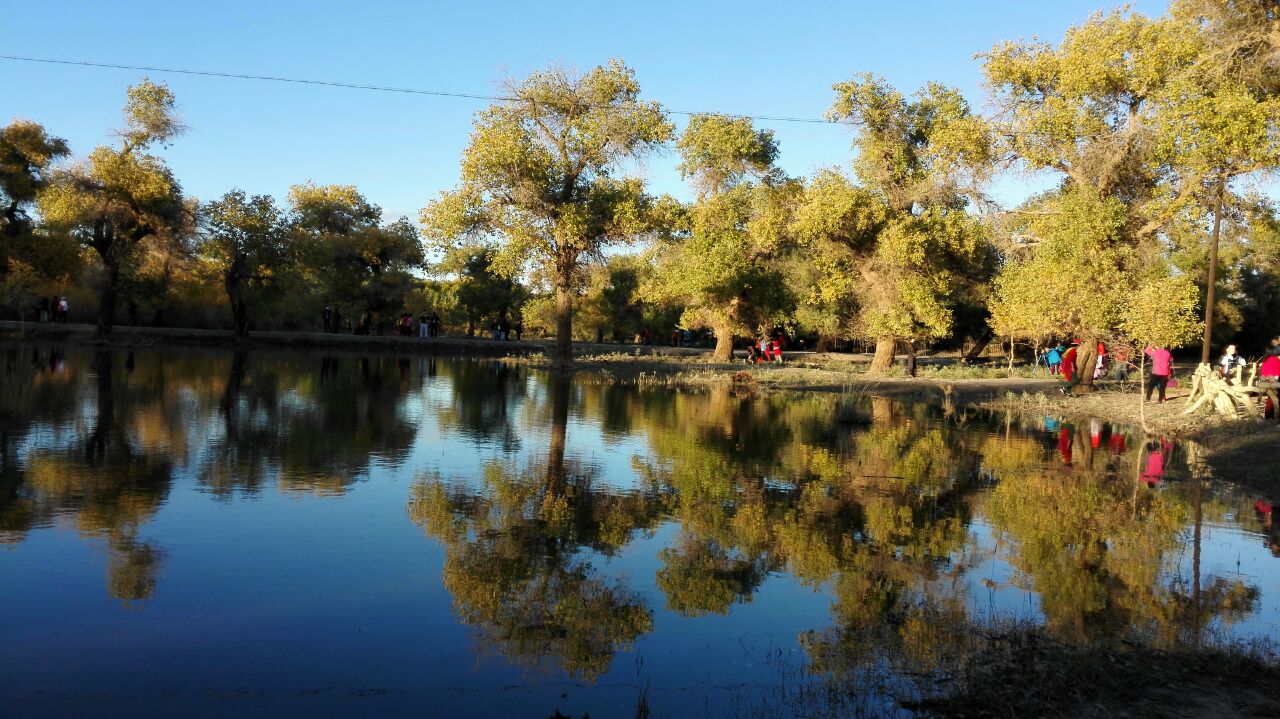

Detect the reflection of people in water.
[
  {"left": 1089, "top": 418, "right": 1102, "bottom": 449},
  {"left": 1107, "top": 428, "right": 1127, "bottom": 455},
  {"left": 1058, "top": 426, "right": 1072, "bottom": 466},
  {"left": 1254, "top": 500, "right": 1280, "bottom": 556},
  {"left": 1140, "top": 438, "right": 1172, "bottom": 486}
]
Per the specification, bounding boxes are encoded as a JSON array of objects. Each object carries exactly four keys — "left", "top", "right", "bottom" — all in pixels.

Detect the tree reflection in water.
[
  {"left": 408, "top": 375, "right": 660, "bottom": 679},
  {"left": 0, "top": 346, "right": 1269, "bottom": 687}
]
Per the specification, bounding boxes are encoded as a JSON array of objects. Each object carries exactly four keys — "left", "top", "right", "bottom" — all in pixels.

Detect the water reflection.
[{"left": 0, "top": 343, "right": 1276, "bottom": 713}]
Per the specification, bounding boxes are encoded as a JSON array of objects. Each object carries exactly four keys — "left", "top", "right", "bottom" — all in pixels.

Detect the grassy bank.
[{"left": 909, "top": 628, "right": 1280, "bottom": 719}]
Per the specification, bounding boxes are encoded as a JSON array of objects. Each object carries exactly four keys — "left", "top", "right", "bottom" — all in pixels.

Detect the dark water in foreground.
[{"left": 2, "top": 344, "right": 1277, "bottom": 718}]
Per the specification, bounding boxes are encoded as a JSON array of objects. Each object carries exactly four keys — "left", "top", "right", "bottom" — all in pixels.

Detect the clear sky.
[{"left": 3, "top": 0, "right": 1169, "bottom": 221}]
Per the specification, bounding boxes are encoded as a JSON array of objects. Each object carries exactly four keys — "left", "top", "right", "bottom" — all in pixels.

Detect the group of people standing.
[
  {"left": 36, "top": 296, "right": 70, "bottom": 324},
  {"left": 398, "top": 311, "right": 442, "bottom": 337},
  {"left": 1044, "top": 336, "right": 1280, "bottom": 407},
  {"left": 745, "top": 333, "right": 785, "bottom": 364}
]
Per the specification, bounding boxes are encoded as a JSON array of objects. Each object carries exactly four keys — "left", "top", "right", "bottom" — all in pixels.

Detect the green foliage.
[
  {"left": 646, "top": 115, "right": 796, "bottom": 359},
  {"left": 1121, "top": 274, "right": 1203, "bottom": 350},
  {"left": 793, "top": 75, "right": 994, "bottom": 361},
  {"left": 421, "top": 60, "right": 672, "bottom": 363},
  {"left": 444, "top": 246, "right": 522, "bottom": 335},
  {"left": 36, "top": 79, "right": 188, "bottom": 333},
  {"left": 200, "top": 190, "right": 291, "bottom": 335},
  {"left": 289, "top": 183, "right": 424, "bottom": 324}
]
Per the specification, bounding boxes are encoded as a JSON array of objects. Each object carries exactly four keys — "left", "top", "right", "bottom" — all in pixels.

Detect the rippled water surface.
[{"left": 2, "top": 344, "right": 1278, "bottom": 718}]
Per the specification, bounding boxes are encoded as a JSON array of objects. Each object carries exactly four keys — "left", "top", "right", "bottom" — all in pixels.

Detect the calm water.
[{"left": 2, "top": 344, "right": 1278, "bottom": 718}]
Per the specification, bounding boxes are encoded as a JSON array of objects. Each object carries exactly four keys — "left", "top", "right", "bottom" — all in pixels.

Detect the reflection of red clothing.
[
  {"left": 1107, "top": 433, "right": 1127, "bottom": 454},
  {"left": 1141, "top": 451, "right": 1164, "bottom": 485},
  {"left": 1058, "top": 427, "right": 1072, "bottom": 464},
  {"left": 1257, "top": 500, "right": 1273, "bottom": 515}
]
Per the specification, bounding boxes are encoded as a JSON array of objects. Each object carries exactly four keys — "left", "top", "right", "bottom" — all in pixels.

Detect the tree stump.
[{"left": 1182, "top": 363, "right": 1264, "bottom": 418}]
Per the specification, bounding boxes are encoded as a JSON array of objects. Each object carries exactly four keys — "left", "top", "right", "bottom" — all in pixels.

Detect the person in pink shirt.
[{"left": 1144, "top": 345, "right": 1174, "bottom": 402}]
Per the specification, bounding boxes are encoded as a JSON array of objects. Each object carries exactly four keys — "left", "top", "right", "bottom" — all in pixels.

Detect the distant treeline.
[{"left": 3, "top": 0, "right": 1279, "bottom": 380}]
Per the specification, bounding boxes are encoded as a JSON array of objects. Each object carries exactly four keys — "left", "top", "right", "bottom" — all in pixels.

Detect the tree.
[
  {"left": 795, "top": 75, "right": 994, "bottom": 373},
  {"left": 38, "top": 79, "right": 187, "bottom": 336},
  {"left": 443, "top": 246, "right": 522, "bottom": 336},
  {"left": 290, "top": 183, "right": 424, "bottom": 328},
  {"left": 1, "top": 120, "right": 71, "bottom": 284},
  {"left": 421, "top": 60, "right": 673, "bottom": 368},
  {"left": 982, "top": 10, "right": 1206, "bottom": 385},
  {"left": 200, "top": 190, "right": 290, "bottom": 339},
  {"left": 1121, "top": 275, "right": 1203, "bottom": 428},
  {"left": 1159, "top": 1, "right": 1280, "bottom": 362},
  {"left": 578, "top": 254, "right": 645, "bottom": 344},
  {"left": 645, "top": 114, "right": 794, "bottom": 361}
]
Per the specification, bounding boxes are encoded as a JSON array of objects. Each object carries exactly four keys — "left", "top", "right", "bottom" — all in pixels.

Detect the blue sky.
[{"left": 3, "top": 0, "right": 1168, "bottom": 221}]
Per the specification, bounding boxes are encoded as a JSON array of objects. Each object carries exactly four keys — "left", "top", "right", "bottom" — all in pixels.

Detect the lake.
[{"left": 2, "top": 344, "right": 1277, "bottom": 718}]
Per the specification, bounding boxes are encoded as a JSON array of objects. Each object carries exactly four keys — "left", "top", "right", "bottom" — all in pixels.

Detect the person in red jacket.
[
  {"left": 1260, "top": 352, "right": 1280, "bottom": 419},
  {"left": 1059, "top": 341, "right": 1079, "bottom": 394}
]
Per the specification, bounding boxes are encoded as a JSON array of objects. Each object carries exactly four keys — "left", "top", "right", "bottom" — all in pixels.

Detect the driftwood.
[{"left": 1182, "top": 362, "right": 1266, "bottom": 418}]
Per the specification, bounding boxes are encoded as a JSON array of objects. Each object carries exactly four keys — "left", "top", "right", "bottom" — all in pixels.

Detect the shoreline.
[{"left": 6, "top": 320, "right": 1277, "bottom": 489}]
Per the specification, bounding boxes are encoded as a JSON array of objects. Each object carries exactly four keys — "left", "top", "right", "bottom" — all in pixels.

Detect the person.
[
  {"left": 56, "top": 296, "right": 69, "bottom": 323},
  {"left": 1112, "top": 347, "right": 1132, "bottom": 381},
  {"left": 514, "top": 319, "right": 523, "bottom": 342},
  {"left": 670, "top": 328, "right": 680, "bottom": 347},
  {"left": 355, "top": 311, "right": 371, "bottom": 336},
  {"left": 770, "top": 336, "right": 784, "bottom": 364},
  {"left": 428, "top": 312, "right": 441, "bottom": 338},
  {"left": 1059, "top": 341, "right": 1079, "bottom": 394},
  {"left": 1045, "top": 344, "right": 1063, "bottom": 374},
  {"left": 1260, "top": 351, "right": 1280, "bottom": 419},
  {"left": 419, "top": 310, "right": 430, "bottom": 338},
  {"left": 1093, "top": 341, "right": 1106, "bottom": 380},
  {"left": 1219, "top": 344, "right": 1243, "bottom": 377},
  {"left": 402, "top": 313, "right": 415, "bottom": 336},
  {"left": 323, "top": 306, "right": 334, "bottom": 333},
  {"left": 745, "top": 343, "right": 760, "bottom": 364},
  {"left": 37, "top": 297, "right": 49, "bottom": 323},
  {"left": 1144, "top": 344, "right": 1173, "bottom": 402}
]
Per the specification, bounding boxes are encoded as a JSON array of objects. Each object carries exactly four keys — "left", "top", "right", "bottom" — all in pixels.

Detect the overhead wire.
[{"left": 0, "top": 54, "right": 839, "bottom": 125}]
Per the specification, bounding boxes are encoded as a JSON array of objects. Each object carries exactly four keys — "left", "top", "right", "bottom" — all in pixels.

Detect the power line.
[{"left": 1, "top": 54, "right": 838, "bottom": 125}]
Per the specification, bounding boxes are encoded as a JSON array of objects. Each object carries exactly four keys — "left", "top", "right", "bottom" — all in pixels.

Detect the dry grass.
[{"left": 910, "top": 628, "right": 1280, "bottom": 719}]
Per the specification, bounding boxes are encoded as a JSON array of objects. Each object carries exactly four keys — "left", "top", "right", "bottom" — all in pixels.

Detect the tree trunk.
[
  {"left": 542, "top": 373, "right": 570, "bottom": 514},
  {"left": 713, "top": 323, "right": 734, "bottom": 362},
  {"left": 964, "top": 330, "right": 994, "bottom": 361},
  {"left": 97, "top": 251, "right": 120, "bottom": 338},
  {"left": 553, "top": 283, "right": 574, "bottom": 369},
  {"left": 1075, "top": 339, "right": 1098, "bottom": 391},
  {"left": 869, "top": 336, "right": 896, "bottom": 373},
  {"left": 225, "top": 269, "right": 249, "bottom": 341},
  {"left": 1200, "top": 184, "right": 1224, "bottom": 364},
  {"left": 1138, "top": 350, "right": 1148, "bottom": 432},
  {"left": 872, "top": 396, "right": 893, "bottom": 425}
]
